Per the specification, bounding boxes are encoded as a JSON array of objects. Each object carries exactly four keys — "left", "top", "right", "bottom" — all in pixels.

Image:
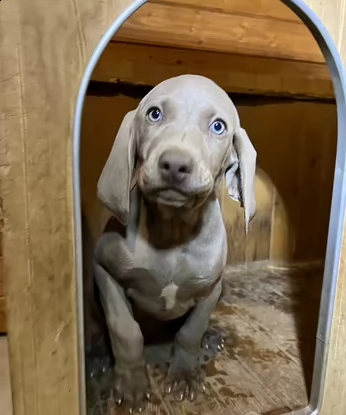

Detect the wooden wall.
[
  {"left": 81, "top": 92, "right": 337, "bottom": 265},
  {"left": 90, "top": 0, "right": 333, "bottom": 101},
  {"left": 1, "top": 0, "right": 346, "bottom": 414},
  {"left": 92, "top": 42, "right": 333, "bottom": 100},
  {"left": 0, "top": 0, "right": 337, "bottom": 335},
  {"left": 0, "top": 0, "right": 337, "bottom": 333},
  {"left": 0, "top": 195, "right": 5, "bottom": 333},
  {"left": 116, "top": 1, "right": 323, "bottom": 62}
]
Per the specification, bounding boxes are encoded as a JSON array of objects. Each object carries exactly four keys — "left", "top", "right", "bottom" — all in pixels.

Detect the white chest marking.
[{"left": 160, "top": 282, "right": 179, "bottom": 310}]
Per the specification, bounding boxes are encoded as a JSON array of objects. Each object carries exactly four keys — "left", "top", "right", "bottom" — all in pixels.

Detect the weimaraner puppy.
[{"left": 93, "top": 74, "right": 257, "bottom": 411}]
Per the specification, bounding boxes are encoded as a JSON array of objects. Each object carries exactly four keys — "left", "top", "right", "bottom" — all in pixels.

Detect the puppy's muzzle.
[{"left": 158, "top": 149, "right": 194, "bottom": 185}]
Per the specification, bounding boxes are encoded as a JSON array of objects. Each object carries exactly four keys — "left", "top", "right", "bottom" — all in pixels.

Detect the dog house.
[{"left": 1, "top": 0, "right": 346, "bottom": 414}]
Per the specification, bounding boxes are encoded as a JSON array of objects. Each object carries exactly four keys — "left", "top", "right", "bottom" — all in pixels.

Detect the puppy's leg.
[
  {"left": 165, "top": 280, "right": 222, "bottom": 402},
  {"left": 94, "top": 263, "right": 150, "bottom": 412},
  {"left": 82, "top": 213, "right": 104, "bottom": 354}
]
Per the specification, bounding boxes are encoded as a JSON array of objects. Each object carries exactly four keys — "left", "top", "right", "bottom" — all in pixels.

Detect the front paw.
[
  {"left": 201, "top": 327, "right": 224, "bottom": 354},
  {"left": 114, "top": 363, "right": 151, "bottom": 412},
  {"left": 165, "top": 346, "right": 204, "bottom": 402}
]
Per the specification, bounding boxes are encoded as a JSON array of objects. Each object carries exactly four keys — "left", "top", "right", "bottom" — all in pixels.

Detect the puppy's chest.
[
  {"left": 128, "top": 241, "right": 222, "bottom": 311},
  {"left": 125, "top": 205, "right": 226, "bottom": 316},
  {"left": 134, "top": 240, "right": 219, "bottom": 284}
]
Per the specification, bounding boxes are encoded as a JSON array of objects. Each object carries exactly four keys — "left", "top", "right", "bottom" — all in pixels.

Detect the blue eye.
[
  {"left": 147, "top": 107, "right": 163, "bottom": 122},
  {"left": 210, "top": 120, "right": 227, "bottom": 135}
]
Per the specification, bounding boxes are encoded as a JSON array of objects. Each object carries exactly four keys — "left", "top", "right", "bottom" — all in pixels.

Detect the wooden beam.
[
  {"left": 92, "top": 42, "right": 333, "bottom": 99},
  {"left": 152, "top": 0, "right": 301, "bottom": 22},
  {"left": 115, "top": 3, "right": 324, "bottom": 63}
]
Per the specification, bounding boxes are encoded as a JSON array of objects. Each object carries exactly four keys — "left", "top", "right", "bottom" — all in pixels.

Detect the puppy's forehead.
[{"left": 141, "top": 75, "right": 238, "bottom": 119}]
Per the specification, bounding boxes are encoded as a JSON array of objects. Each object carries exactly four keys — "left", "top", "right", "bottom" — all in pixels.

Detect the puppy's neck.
[{"left": 143, "top": 193, "right": 217, "bottom": 249}]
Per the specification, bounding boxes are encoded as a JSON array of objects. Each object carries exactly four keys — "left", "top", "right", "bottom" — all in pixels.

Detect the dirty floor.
[{"left": 87, "top": 262, "right": 323, "bottom": 415}]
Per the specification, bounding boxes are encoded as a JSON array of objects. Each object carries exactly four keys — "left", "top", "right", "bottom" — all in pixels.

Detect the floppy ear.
[
  {"left": 225, "top": 127, "right": 257, "bottom": 232},
  {"left": 97, "top": 110, "right": 137, "bottom": 226}
]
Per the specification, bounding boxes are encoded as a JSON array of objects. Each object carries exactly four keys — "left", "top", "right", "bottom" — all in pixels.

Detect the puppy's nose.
[{"left": 158, "top": 149, "right": 193, "bottom": 183}]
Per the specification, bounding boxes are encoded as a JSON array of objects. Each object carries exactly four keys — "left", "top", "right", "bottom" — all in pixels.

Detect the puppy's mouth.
[
  {"left": 138, "top": 168, "right": 213, "bottom": 207},
  {"left": 151, "top": 189, "right": 187, "bottom": 207},
  {"left": 141, "top": 185, "right": 213, "bottom": 210}
]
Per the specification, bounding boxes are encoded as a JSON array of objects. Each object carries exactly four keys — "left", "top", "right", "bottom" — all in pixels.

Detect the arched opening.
[{"left": 73, "top": 1, "right": 346, "bottom": 414}]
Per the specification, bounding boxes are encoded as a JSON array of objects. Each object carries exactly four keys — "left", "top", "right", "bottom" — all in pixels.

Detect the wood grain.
[
  {"left": 152, "top": 0, "right": 301, "bottom": 22},
  {"left": 0, "top": 0, "right": 135, "bottom": 414},
  {"left": 270, "top": 188, "right": 295, "bottom": 264},
  {"left": 221, "top": 169, "right": 277, "bottom": 265},
  {"left": 237, "top": 99, "right": 337, "bottom": 261},
  {"left": 115, "top": 2, "right": 325, "bottom": 62},
  {"left": 93, "top": 41, "right": 333, "bottom": 99}
]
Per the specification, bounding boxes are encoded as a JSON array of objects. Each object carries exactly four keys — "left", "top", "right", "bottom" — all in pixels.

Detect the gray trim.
[{"left": 73, "top": 1, "right": 346, "bottom": 414}]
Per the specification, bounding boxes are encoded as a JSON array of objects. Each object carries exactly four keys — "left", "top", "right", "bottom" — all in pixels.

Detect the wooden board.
[
  {"left": 238, "top": 98, "right": 337, "bottom": 261},
  {"left": 153, "top": 0, "right": 301, "bottom": 22},
  {"left": 0, "top": 0, "right": 136, "bottom": 414},
  {"left": 115, "top": 2, "right": 324, "bottom": 62},
  {"left": 93, "top": 41, "right": 334, "bottom": 99},
  {"left": 221, "top": 169, "right": 294, "bottom": 265}
]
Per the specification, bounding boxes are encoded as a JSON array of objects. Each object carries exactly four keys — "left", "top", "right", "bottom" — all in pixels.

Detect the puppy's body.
[
  {"left": 96, "top": 188, "right": 226, "bottom": 322},
  {"left": 93, "top": 75, "right": 257, "bottom": 410}
]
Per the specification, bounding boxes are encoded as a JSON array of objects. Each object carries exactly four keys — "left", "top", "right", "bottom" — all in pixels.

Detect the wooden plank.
[
  {"left": 0, "top": 0, "right": 135, "bottom": 414},
  {"left": 93, "top": 41, "right": 334, "bottom": 99},
  {"left": 220, "top": 169, "right": 276, "bottom": 265},
  {"left": 115, "top": 3, "right": 325, "bottom": 63},
  {"left": 270, "top": 189, "right": 295, "bottom": 264},
  {"left": 237, "top": 99, "right": 337, "bottom": 262},
  {"left": 151, "top": 0, "right": 301, "bottom": 22}
]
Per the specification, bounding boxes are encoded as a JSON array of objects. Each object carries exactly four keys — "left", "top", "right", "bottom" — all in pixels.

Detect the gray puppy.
[{"left": 93, "top": 74, "right": 257, "bottom": 411}]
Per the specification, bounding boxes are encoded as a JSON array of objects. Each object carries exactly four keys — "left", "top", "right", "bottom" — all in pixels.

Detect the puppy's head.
[{"left": 97, "top": 75, "right": 257, "bottom": 229}]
